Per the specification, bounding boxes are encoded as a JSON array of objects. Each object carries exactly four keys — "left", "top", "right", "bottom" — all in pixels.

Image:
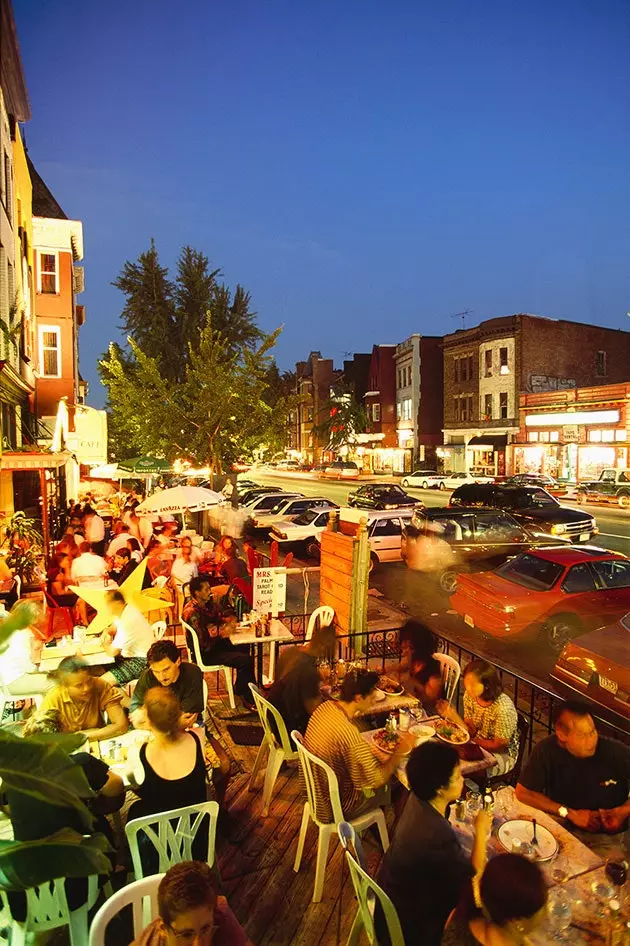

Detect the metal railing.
[{"left": 276, "top": 614, "right": 629, "bottom": 748}]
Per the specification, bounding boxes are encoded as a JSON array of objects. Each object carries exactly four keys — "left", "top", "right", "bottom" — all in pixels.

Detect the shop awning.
[
  {"left": 1, "top": 451, "right": 71, "bottom": 471},
  {"left": 468, "top": 435, "right": 508, "bottom": 451}
]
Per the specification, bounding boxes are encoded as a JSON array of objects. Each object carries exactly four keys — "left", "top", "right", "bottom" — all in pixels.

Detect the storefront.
[
  {"left": 467, "top": 434, "right": 508, "bottom": 477},
  {"left": 510, "top": 386, "right": 630, "bottom": 482},
  {"left": 0, "top": 451, "right": 70, "bottom": 556}
]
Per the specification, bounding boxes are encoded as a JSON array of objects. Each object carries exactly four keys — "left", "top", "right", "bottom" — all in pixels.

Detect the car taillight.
[
  {"left": 555, "top": 657, "right": 594, "bottom": 683},
  {"left": 277, "top": 532, "right": 288, "bottom": 540}
]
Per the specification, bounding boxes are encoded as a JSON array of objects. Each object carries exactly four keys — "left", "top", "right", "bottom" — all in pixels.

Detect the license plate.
[
  {"left": 599, "top": 675, "right": 618, "bottom": 695},
  {"left": 579, "top": 532, "right": 589, "bottom": 542},
  {"left": 464, "top": 614, "right": 474, "bottom": 628}
]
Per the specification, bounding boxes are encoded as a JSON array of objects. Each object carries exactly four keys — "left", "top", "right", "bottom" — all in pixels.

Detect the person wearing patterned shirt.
[
  {"left": 450, "top": 659, "right": 518, "bottom": 776},
  {"left": 303, "top": 669, "right": 414, "bottom": 820}
]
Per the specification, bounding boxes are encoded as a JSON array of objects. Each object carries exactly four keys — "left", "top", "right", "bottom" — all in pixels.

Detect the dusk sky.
[{"left": 15, "top": 0, "right": 630, "bottom": 407}]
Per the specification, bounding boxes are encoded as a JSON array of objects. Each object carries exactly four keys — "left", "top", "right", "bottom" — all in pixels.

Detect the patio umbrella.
[
  {"left": 117, "top": 456, "right": 171, "bottom": 476},
  {"left": 135, "top": 485, "right": 224, "bottom": 520}
]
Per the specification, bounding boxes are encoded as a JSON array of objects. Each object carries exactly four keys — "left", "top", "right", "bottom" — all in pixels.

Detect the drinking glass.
[
  {"left": 605, "top": 858, "right": 629, "bottom": 890},
  {"left": 466, "top": 791, "right": 482, "bottom": 818},
  {"left": 590, "top": 877, "right": 616, "bottom": 918},
  {"left": 496, "top": 785, "right": 515, "bottom": 820},
  {"left": 548, "top": 889, "right": 572, "bottom": 941}
]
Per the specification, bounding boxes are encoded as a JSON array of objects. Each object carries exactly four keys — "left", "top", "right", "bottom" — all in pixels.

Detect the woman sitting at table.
[
  {"left": 267, "top": 620, "right": 336, "bottom": 737},
  {"left": 407, "top": 655, "right": 444, "bottom": 716},
  {"left": 39, "top": 656, "right": 129, "bottom": 742},
  {"left": 441, "top": 853, "right": 548, "bottom": 946},
  {"left": 376, "top": 741, "right": 492, "bottom": 946},
  {"left": 449, "top": 659, "right": 519, "bottom": 777},
  {"left": 47, "top": 552, "right": 79, "bottom": 609},
  {"left": 396, "top": 619, "right": 438, "bottom": 680}
]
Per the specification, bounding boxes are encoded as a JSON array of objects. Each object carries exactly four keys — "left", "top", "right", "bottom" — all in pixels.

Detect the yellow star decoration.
[{"left": 69, "top": 560, "right": 174, "bottom": 637}]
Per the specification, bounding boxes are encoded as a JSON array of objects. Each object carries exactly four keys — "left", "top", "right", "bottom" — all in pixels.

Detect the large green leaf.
[
  {"left": 0, "top": 730, "right": 95, "bottom": 828},
  {"left": 0, "top": 602, "right": 39, "bottom": 654},
  {"left": 0, "top": 829, "right": 112, "bottom": 890}
]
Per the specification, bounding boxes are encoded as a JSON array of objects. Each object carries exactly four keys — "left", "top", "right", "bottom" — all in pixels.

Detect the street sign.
[{"left": 253, "top": 567, "right": 287, "bottom": 616}]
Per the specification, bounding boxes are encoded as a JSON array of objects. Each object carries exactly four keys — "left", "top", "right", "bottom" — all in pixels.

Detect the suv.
[
  {"left": 450, "top": 483, "right": 597, "bottom": 543},
  {"left": 347, "top": 483, "right": 422, "bottom": 511},
  {"left": 402, "top": 506, "right": 568, "bottom": 593},
  {"left": 324, "top": 460, "right": 360, "bottom": 478},
  {"left": 577, "top": 469, "right": 630, "bottom": 509}
]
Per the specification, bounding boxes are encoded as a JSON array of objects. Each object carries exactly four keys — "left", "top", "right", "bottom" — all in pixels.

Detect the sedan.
[
  {"left": 551, "top": 613, "right": 630, "bottom": 721},
  {"left": 347, "top": 484, "right": 422, "bottom": 511},
  {"left": 250, "top": 496, "right": 338, "bottom": 530},
  {"left": 270, "top": 508, "right": 334, "bottom": 558},
  {"left": 401, "top": 470, "right": 439, "bottom": 489},
  {"left": 450, "top": 547, "right": 630, "bottom": 650}
]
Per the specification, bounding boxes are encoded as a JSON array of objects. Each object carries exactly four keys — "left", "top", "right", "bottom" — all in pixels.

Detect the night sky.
[{"left": 15, "top": 0, "right": 630, "bottom": 407}]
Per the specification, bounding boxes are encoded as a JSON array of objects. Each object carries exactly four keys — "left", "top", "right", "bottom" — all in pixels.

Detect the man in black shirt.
[
  {"left": 516, "top": 700, "right": 630, "bottom": 833},
  {"left": 129, "top": 639, "right": 204, "bottom": 729}
]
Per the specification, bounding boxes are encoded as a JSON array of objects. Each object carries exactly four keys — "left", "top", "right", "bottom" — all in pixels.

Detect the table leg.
[{"left": 269, "top": 640, "right": 277, "bottom": 683}]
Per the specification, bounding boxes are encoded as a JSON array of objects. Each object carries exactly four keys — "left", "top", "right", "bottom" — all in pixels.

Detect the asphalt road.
[{"left": 241, "top": 469, "right": 630, "bottom": 690}]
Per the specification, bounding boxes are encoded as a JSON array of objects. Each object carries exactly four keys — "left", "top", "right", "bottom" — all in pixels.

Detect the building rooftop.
[{"left": 27, "top": 155, "right": 67, "bottom": 219}]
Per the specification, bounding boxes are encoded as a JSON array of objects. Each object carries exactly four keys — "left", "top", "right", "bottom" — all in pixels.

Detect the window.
[
  {"left": 467, "top": 396, "right": 474, "bottom": 421},
  {"left": 561, "top": 563, "right": 597, "bottom": 594},
  {"left": 550, "top": 431, "right": 559, "bottom": 442},
  {"left": 373, "top": 402, "right": 381, "bottom": 422},
  {"left": 39, "top": 252, "right": 58, "bottom": 293},
  {"left": 592, "top": 560, "right": 630, "bottom": 589},
  {"left": 484, "top": 349, "right": 492, "bottom": 378},
  {"left": 2, "top": 151, "right": 11, "bottom": 222},
  {"left": 596, "top": 351, "right": 607, "bottom": 377},
  {"left": 461, "top": 357, "right": 468, "bottom": 382},
  {"left": 306, "top": 406, "right": 313, "bottom": 422},
  {"left": 396, "top": 401, "right": 402, "bottom": 420},
  {"left": 468, "top": 355, "right": 474, "bottom": 380},
  {"left": 602, "top": 429, "right": 615, "bottom": 442},
  {"left": 499, "top": 347, "right": 509, "bottom": 374},
  {"left": 483, "top": 394, "right": 493, "bottom": 420},
  {"left": 616, "top": 431, "right": 626, "bottom": 442},
  {"left": 529, "top": 431, "right": 539, "bottom": 442},
  {"left": 372, "top": 518, "right": 402, "bottom": 537},
  {"left": 38, "top": 326, "right": 61, "bottom": 377},
  {"left": 454, "top": 359, "right": 460, "bottom": 383},
  {"left": 454, "top": 398, "right": 460, "bottom": 422},
  {"left": 589, "top": 430, "right": 601, "bottom": 443},
  {"left": 499, "top": 391, "right": 508, "bottom": 419}
]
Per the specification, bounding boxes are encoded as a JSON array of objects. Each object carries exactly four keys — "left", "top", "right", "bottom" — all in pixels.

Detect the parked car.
[
  {"left": 275, "top": 459, "right": 303, "bottom": 471},
  {"left": 401, "top": 470, "right": 439, "bottom": 489},
  {"left": 504, "top": 473, "right": 571, "bottom": 498},
  {"left": 347, "top": 483, "right": 423, "bottom": 511},
  {"left": 324, "top": 460, "right": 360, "bottom": 478},
  {"left": 419, "top": 471, "right": 497, "bottom": 490},
  {"left": 577, "top": 468, "right": 630, "bottom": 509},
  {"left": 449, "top": 483, "right": 598, "bottom": 543},
  {"left": 270, "top": 508, "right": 335, "bottom": 557},
  {"left": 365, "top": 510, "right": 415, "bottom": 568},
  {"left": 250, "top": 496, "right": 338, "bottom": 530},
  {"left": 401, "top": 507, "right": 569, "bottom": 593},
  {"left": 551, "top": 613, "right": 630, "bottom": 721},
  {"left": 450, "top": 546, "right": 630, "bottom": 650},
  {"left": 238, "top": 487, "right": 283, "bottom": 506},
  {"left": 242, "top": 492, "right": 303, "bottom": 515}
]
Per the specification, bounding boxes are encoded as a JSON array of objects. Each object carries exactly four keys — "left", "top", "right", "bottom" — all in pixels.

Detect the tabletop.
[
  {"left": 37, "top": 638, "right": 114, "bottom": 672},
  {"left": 229, "top": 618, "right": 295, "bottom": 646},
  {"left": 535, "top": 863, "right": 629, "bottom": 943},
  {"left": 94, "top": 725, "right": 207, "bottom": 786}
]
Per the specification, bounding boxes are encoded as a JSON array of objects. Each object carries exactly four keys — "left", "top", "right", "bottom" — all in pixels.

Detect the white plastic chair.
[
  {"left": 150, "top": 619, "right": 167, "bottom": 640},
  {"left": 89, "top": 873, "right": 163, "bottom": 946},
  {"left": 0, "top": 875, "right": 100, "bottom": 946},
  {"left": 433, "top": 652, "right": 461, "bottom": 703},
  {"left": 151, "top": 574, "right": 168, "bottom": 589},
  {"left": 248, "top": 683, "right": 298, "bottom": 816},
  {"left": 291, "top": 731, "right": 389, "bottom": 903},
  {"left": 182, "top": 620, "right": 236, "bottom": 710},
  {"left": 125, "top": 800, "right": 219, "bottom": 879},
  {"left": 338, "top": 821, "right": 405, "bottom": 946},
  {"left": 305, "top": 605, "right": 334, "bottom": 642}
]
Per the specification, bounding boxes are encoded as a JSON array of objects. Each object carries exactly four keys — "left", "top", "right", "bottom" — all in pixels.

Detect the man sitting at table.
[
  {"left": 182, "top": 575, "right": 256, "bottom": 712},
  {"left": 304, "top": 668, "right": 414, "bottom": 819},
  {"left": 99, "top": 589, "right": 154, "bottom": 687},
  {"left": 129, "top": 639, "right": 231, "bottom": 803},
  {"left": 39, "top": 656, "right": 128, "bottom": 742},
  {"left": 516, "top": 700, "right": 630, "bottom": 833},
  {"left": 109, "top": 547, "right": 137, "bottom": 585},
  {"left": 70, "top": 541, "right": 107, "bottom": 585}
]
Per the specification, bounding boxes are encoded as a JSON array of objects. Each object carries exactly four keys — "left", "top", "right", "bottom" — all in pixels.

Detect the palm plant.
[{"left": 1, "top": 511, "right": 44, "bottom": 585}]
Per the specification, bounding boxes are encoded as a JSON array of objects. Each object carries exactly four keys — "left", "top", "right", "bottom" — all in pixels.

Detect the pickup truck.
[{"left": 576, "top": 469, "right": 630, "bottom": 509}]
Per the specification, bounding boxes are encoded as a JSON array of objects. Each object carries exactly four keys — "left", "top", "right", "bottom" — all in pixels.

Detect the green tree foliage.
[{"left": 312, "top": 389, "right": 368, "bottom": 452}]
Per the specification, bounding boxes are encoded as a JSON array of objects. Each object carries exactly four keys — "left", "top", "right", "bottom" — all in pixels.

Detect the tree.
[{"left": 311, "top": 390, "right": 368, "bottom": 453}]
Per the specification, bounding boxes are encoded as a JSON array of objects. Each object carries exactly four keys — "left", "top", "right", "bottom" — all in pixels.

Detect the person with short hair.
[
  {"left": 441, "top": 853, "right": 548, "bottom": 945},
  {"left": 449, "top": 659, "right": 519, "bottom": 776},
  {"left": 70, "top": 541, "right": 107, "bottom": 585},
  {"left": 171, "top": 537, "right": 199, "bottom": 585},
  {"left": 131, "top": 860, "right": 249, "bottom": 946},
  {"left": 516, "top": 700, "right": 630, "bottom": 833},
  {"left": 267, "top": 620, "right": 336, "bottom": 737},
  {"left": 84, "top": 505, "right": 105, "bottom": 556},
  {"left": 303, "top": 668, "right": 414, "bottom": 821},
  {"left": 39, "top": 657, "right": 128, "bottom": 741},
  {"left": 182, "top": 575, "right": 256, "bottom": 711},
  {"left": 377, "top": 741, "right": 492, "bottom": 946},
  {"left": 109, "top": 547, "right": 137, "bottom": 585},
  {"left": 100, "top": 589, "right": 154, "bottom": 687}
]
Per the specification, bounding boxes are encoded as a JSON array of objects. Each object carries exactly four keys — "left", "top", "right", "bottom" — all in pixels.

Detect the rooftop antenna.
[{"left": 451, "top": 309, "right": 474, "bottom": 329}]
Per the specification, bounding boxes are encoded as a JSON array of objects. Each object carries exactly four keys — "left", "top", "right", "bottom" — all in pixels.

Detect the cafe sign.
[{"left": 253, "top": 567, "right": 287, "bottom": 616}]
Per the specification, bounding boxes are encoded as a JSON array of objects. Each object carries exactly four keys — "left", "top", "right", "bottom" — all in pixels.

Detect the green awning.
[{"left": 117, "top": 456, "right": 171, "bottom": 475}]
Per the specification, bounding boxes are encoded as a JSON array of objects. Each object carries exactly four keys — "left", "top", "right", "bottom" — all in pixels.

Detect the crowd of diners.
[{"left": 1, "top": 542, "right": 629, "bottom": 946}]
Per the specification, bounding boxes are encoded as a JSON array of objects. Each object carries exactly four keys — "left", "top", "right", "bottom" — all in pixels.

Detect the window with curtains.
[
  {"left": 38, "top": 325, "right": 61, "bottom": 377},
  {"left": 39, "top": 252, "right": 58, "bottom": 293}
]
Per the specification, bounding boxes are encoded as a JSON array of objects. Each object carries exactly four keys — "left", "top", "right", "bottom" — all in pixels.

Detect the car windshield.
[
  {"left": 514, "top": 489, "right": 558, "bottom": 509},
  {"left": 268, "top": 499, "right": 292, "bottom": 514},
  {"left": 497, "top": 554, "right": 564, "bottom": 590},
  {"left": 292, "top": 510, "right": 320, "bottom": 525},
  {"left": 377, "top": 485, "right": 405, "bottom": 496}
]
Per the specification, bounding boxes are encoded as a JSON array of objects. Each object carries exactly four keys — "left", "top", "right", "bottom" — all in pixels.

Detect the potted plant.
[{"left": 0, "top": 511, "right": 45, "bottom": 590}]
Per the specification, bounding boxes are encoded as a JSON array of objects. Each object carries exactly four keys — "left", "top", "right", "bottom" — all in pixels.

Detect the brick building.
[
  {"left": 394, "top": 334, "right": 443, "bottom": 472},
  {"left": 360, "top": 344, "right": 397, "bottom": 472},
  {"left": 442, "top": 314, "right": 630, "bottom": 476},
  {"left": 294, "top": 351, "right": 341, "bottom": 464}
]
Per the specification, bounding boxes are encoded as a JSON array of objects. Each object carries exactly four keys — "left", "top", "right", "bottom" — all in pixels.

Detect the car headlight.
[
  {"left": 277, "top": 532, "right": 287, "bottom": 540},
  {"left": 551, "top": 524, "right": 567, "bottom": 535},
  {"left": 384, "top": 504, "right": 397, "bottom": 509}
]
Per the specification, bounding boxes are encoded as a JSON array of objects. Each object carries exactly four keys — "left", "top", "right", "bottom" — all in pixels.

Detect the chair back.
[
  {"left": 305, "top": 605, "right": 335, "bottom": 642},
  {"left": 181, "top": 620, "right": 207, "bottom": 669},
  {"left": 487, "top": 712, "right": 530, "bottom": 789},
  {"left": 337, "top": 819, "right": 368, "bottom": 870},
  {"left": 88, "top": 873, "right": 163, "bottom": 946},
  {"left": 339, "top": 830, "right": 405, "bottom": 946},
  {"left": 125, "top": 800, "right": 219, "bottom": 879},
  {"left": 150, "top": 620, "right": 167, "bottom": 640},
  {"left": 433, "top": 651, "right": 461, "bottom": 703},
  {"left": 249, "top": 683, "right": 296, "bottom": 759},
  {"left": 291, "top": 730, "right": 344, "bottom": 825},
  {"left": 0, "top": 876, "right": 98, "bottom": 939}
]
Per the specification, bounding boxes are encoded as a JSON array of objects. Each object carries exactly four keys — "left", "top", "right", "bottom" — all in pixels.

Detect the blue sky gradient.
[{"left": 15, "top": 0, "right": 630, "bottom": 406}]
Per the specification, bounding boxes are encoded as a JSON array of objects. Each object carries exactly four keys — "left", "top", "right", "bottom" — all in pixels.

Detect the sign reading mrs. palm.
[{"left": 252, "top": 567, "right": 287, "bottom": 616}]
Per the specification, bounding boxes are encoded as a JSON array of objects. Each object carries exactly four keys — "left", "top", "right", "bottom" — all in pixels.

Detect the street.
[{"left": 243, "top": 469, "right": 630, "bottom": 689}]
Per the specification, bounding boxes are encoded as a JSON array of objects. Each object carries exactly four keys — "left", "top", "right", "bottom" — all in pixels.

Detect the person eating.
[
  {"left": 515, "top": 700, "right": 630, "bottom": 833},
  {"left": 99, "top": 589, "right": 154, "bottom": 688},
  {"left": 39, "top": 656, "right": 128, "bottom": 742},
  {"left": 304, "top": 668, "right": 414, "bottom": 820},
  {"left": 267, "top": 620, "right": 336, "bottom": 737}
]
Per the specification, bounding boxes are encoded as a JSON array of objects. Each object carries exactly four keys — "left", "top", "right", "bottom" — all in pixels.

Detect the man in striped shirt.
[{"left": 304, "top": 669, "right": 413, "bottom": 820}]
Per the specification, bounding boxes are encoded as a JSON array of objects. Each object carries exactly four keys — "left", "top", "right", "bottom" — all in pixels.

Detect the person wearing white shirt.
[
  {"left": 100, "top": 590, "right": 154, "bottom": 686},
  {"left": 70, "top": 543, "right": 107, "bottom": 585},
  {"left": 170, "top": 538, "right": 199, "bottom": 586},
  {"left": 84, "top": 507, "right": 106, "bottom": 555},
  {"left": 0, "top": 604, "right": 51, "bottom": 697},
  {"left": 107, "top": 531, "right": 133, "bottom": 558}
]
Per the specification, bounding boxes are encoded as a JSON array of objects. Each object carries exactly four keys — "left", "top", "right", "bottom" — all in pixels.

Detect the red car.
[{"left": 450, "top": 546, "right": 630, "bottom": 651}]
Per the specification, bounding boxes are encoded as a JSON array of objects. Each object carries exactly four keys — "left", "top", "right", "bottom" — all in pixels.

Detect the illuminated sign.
[{"left": 525, "top": 410, "right": 620, "bottom": 427}]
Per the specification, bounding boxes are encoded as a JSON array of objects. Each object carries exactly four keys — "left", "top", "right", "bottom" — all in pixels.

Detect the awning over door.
[{"left": 468, "top": 435, "right": 508, "bottom": 451}]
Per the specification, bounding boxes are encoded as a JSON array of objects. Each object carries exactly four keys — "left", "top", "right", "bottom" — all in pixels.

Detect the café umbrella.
[
  {"left": 135, "top": 485, "right": 224, "bottom": 522},
  {"left": 117, "top": 456, "right": 171, "bottom": 476}
]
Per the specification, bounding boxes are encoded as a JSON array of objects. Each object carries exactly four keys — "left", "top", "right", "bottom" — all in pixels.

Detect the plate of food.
[
  {"left": 433, "top": 720, "right": 470, "bottom": 745},
  {"left": 497, "top": 820, "right": 558, "bottom": 861},
  {"left": 371, "top": 728, "right": 409, "bottom": 755},
  {"left": 409, "top": 723, "right": 434, "bottom": 745},
  {"left": 377, "top": 676, "right": 404, "bottom": 696}
]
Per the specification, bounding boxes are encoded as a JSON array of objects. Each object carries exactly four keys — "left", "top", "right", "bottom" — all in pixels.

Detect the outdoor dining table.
[
  {"left": 229, "top": 618, "right": 295, "bottom": 684},
  {"left": 37, "top": 638, "right": 114, "bottom": 673},
  {"left": 93, "top": 724, "right": 207, "bottom": 787}
]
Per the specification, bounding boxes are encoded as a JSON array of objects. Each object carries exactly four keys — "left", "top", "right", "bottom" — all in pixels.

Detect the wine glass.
[
  {"left": 605, "top": 858, "right": 629, "bottom": 890},
  {"left": 590, "top": 876, "right": 616, "bottom": 917}
]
